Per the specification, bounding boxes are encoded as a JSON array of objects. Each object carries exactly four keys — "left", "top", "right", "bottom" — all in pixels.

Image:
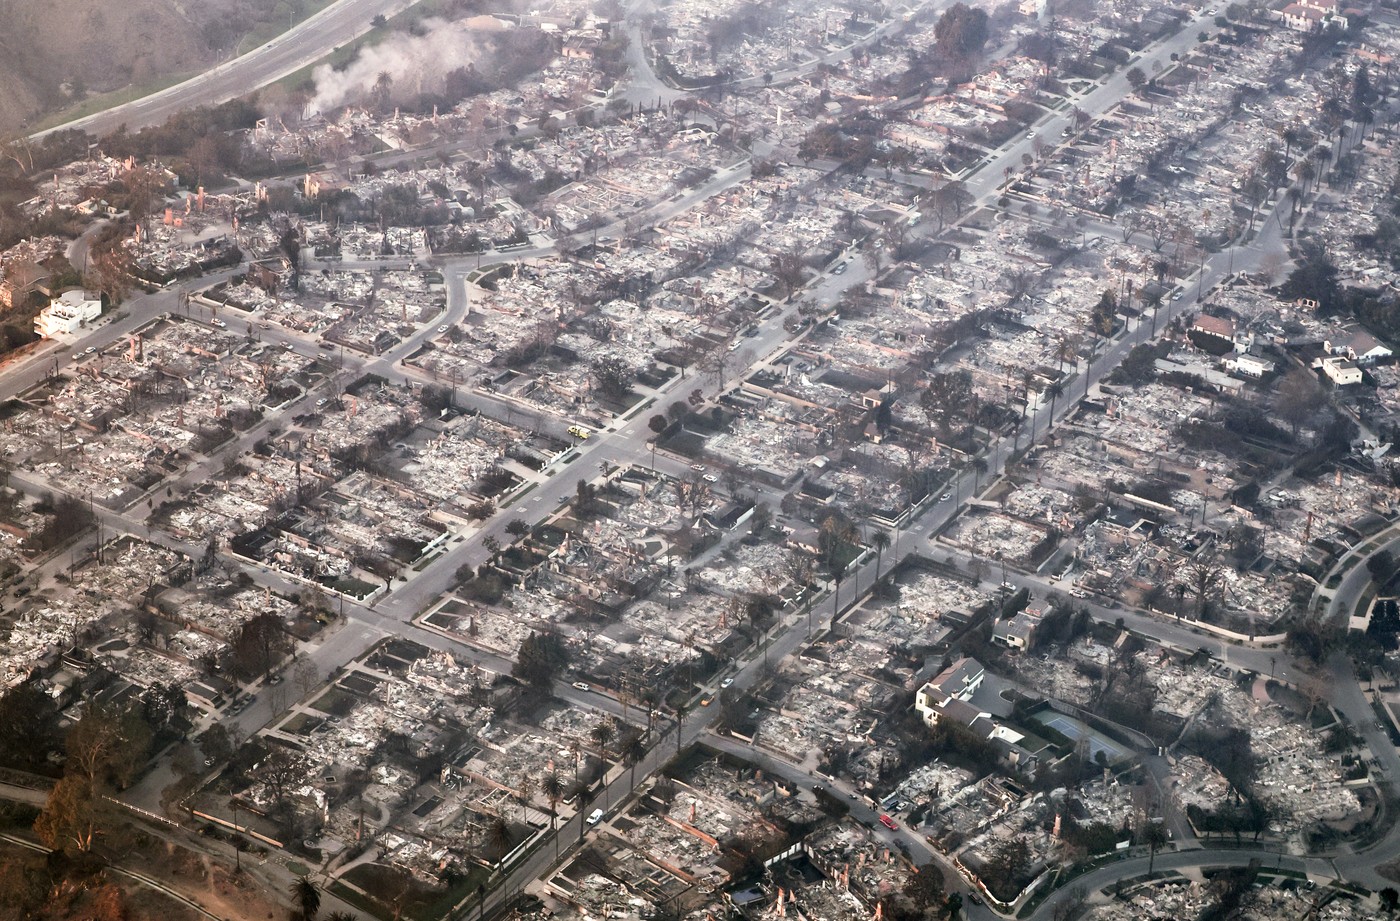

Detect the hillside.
[{"left": 0, "top": 0, "right": 213, "bottom": 136}]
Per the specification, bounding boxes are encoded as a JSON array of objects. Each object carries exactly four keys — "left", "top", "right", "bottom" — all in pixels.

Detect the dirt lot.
[{"left": 0, "top": 828, "right": 288, "bottom": 921}]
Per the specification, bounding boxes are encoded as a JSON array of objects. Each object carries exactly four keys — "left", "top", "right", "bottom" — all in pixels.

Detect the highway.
[{"left": 32, "top": 0, "right": 423, "bottom": 140}]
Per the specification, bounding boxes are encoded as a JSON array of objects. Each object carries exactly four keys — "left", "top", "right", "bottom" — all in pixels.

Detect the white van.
[{"left": 586, "top": 808, "right": 604, "bottom": 825}]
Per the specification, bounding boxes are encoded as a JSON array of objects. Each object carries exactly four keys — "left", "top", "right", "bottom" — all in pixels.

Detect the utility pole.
[{"left": 231, "top": 799, "right": 241, "bottom": 871}]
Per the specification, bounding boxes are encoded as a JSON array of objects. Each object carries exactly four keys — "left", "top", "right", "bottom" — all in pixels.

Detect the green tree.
[
  {"left": 903, "top": 866, "right": 944, "bottom": 912},
  {"left": 920, "top": 371, "right": 974, "bottom": 437},
  {"left": 1273, "top": 367, "right": 1324, "bottom": 437},
  {"left": 647, "top": 414, "right": 669, "bottom": 468},
  {"left": 590, "top": 356, "right": 635, "bottom": 401},
  {"left": 981, "top": 836, "right": 1031, "bottom": 900},
  {"left": 1369, "top": 550, "right": 1397, "bottom": 585},
  {"left": 513, "top": 630, "right": 571, "bottom": 689},
  {"left": 0, "top": 682, "right": 60, "bottom": 772},
  {"left": 66, "top": 701, "right": 153, "bottom": 790},
  {"left": 198, "top": 722, "right": 239, "bottom": 768},
  {"left": 261, "top": 746, "right": 310, "bottom": 839},
  {"left": 934, "top": 3, "right": 989, "bottom": 59},
  {"left": 1280, "top": 242, "right": 1341, "bottom": 313},
  {"left": 229, "top": 609, "right": 289, "bottom": 680}
]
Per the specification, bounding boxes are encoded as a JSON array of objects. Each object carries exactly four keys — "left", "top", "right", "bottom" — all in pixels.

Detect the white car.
[
  {"left": 720, "top": 677, "right": 734, "bottom": 689},
  {"left": 702, "top": 474, "right": 718, "bottom": 483},
  {"left": 572, "top": 681, "right": 590, "bottom": 691},
  {"left": 437, "top": 325, "right": 448, "bottom": 333}
]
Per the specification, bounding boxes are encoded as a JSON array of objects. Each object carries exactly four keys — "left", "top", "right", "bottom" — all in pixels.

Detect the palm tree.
[
  {"left": 542, "top": 772, "right": 563, "bottom": 824},
  {"left": 640, "top": 687, "right": 659, "bottom": 734},
  {"left": 675, "top": 703, "right": 688, "bottom": 755},
  {"left": 591, "top": 719, "right": 616, "bottom": 762},
  {"left": 1278, "top": 122, "right": 1301, "bottom": 165},
  {"left": 487, "top": 815, "right": 513, "bottom": 862},
  {"left": 568, "top": 739, "right": 582, "bottom": 783},
  {"left": 515, "top": 776, "right": 536, "bottom": 824},
  {"left": 972, "top": 457, "right": 989, "bottom": 496},
  {"left": 371, "top": 71, "right": 393, "bottom": 113},
  {"left": 1143, "top": 821, "right": 1168, "bottom": 877},
  {"left": 325, "top": 913, "right": 359, "bottom": 921},
  {"left": 871, "top": 530, "right": 891, "bottom": 580},
  {"left": 622, "top": 734, "right": 647, "bottom": 788},
  {"left": 541, "top": 771, "right": 564, "bottom": 854},
  {"left": 1284, "top": 186, "right": 1302, "bottom": 234},
  {"left": 1142, "top": 290, "right": 1163, "bottom": 336},
  {"left": 1044, "top": 382, "right": 1065, "bottom": 431},
  {"left": 1054, "top": 335, "right": 1078, "bottom": 377},
  {"left": 570, "top": 781, "right": 595, "bottom": 845},
  {"left": 1293, "top": 156, "right": 1317, "bottom": 197},
  {"left": 1022, "top": 370, "right": 1039, "bottom": 443},
  {"left": 831, "top": 558, "right": 848, "bottom": 620},
  {"left": 291, "top": 876, "right": 321, "bottom": 921}
]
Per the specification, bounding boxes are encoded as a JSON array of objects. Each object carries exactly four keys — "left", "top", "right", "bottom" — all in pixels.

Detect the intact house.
[
  {"left": 994, "top": 609, "right": 1042, "bottom": 650},
  {"left": 34, "top": 290, "right": 102, "bottom": 338},
  {"left": 1325, "top": 328, "right": 1393, "bottom": 366},
  {"left": 914, "top": 656, "right": 1048, "bottom": 774},
  {"left": 1281, "top": 0, "right": 1352, "bottom": 32},
  {"left": 1321, "top": 355, "right": 1364, "bottom": 387},
  {"left": 1224, "top": 347, "right": 1275, "bottom": 380},
  {"left": 915, "top": 656, "right": 986, "bottom": 727},
  {"left": 1188, "top": 314, "right": 1236, "bottom": 354}
]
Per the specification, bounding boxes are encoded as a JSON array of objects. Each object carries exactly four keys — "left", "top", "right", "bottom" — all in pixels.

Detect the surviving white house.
[{"left": 34, "top": 290, "right": 102, "bottom": 338}]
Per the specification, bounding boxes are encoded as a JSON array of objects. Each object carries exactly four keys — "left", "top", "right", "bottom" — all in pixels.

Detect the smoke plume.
[{"left": 309, "top": 18, "right": 487, "bottom": 115}]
